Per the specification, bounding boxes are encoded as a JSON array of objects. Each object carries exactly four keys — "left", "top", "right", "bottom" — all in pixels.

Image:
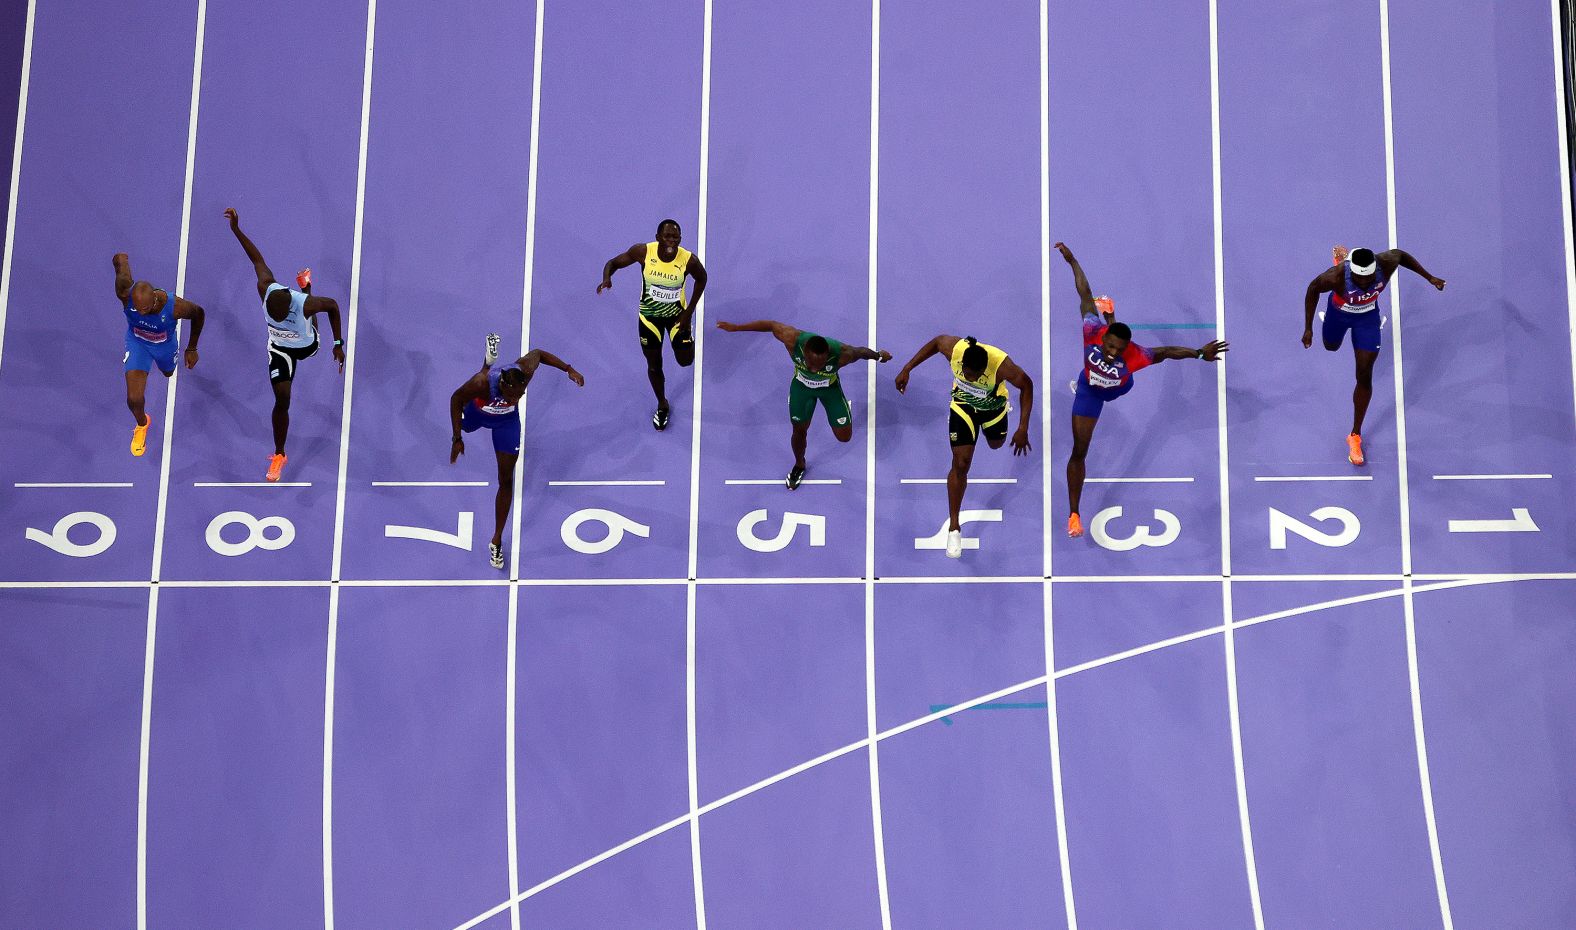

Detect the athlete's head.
[
  {"left": 1100, "top": 321, "right": 1132, "bottom": 363},
  {"left": 802, "top": 334, "right": 831, "bottom": 372},
  {"left": 265, "top": 287, "right": 292, "bottom": 317},
  {"left": 1348, "top": 247, "right": 1378, "bottom": 283},
  {"left": 959, "top": 336, "right": 989, "bottom": 381},
  {"left": 129, "top": 281, "right": 159, "bottom": 314},
  {"left": 498, "top": 367, "right": 528, "bottom": 403},
  {"left": 656, "top": 219, "right": 683, "bottom": 251}
]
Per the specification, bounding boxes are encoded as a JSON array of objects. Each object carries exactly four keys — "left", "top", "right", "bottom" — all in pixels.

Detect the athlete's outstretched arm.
[
  {"left": 838, "top": 344, "right": 893, "bottom": 365},
  {"left": 894, "top": 334, "right": 957, "bottom": 394},
  {"left": 1385, "top": 249, "right": 1446, "bottom": 290},
  {"left": 715, "top": 319, "right": 799, "bottom": 350},
  {"left": 113, "top": 253, "right": 134, "bottom": 301},
  {"left": 680, "top": 256, "right": 707, "bottom": 329},
  {"left": 1000, "top": 358, "right": 1034, "bottom": 455},
  {"left": 304, "top": 295, "right": 345, "bottom": 372},
  {"left": 1053, "top": 242, "right": 1099, "bottom": 317},
  {"left": 175, "top": 297, "right": 205, "bottom": 368},
  {"left": 597, "top": 243, "right": 646, "bottom": 293},
  {"left": 1147, "top": 341, "right": 1229, "bottom": 364},
  {"left": 223, "top": 208, "right": 276, "bottom": 298},
  {"left": 1302, "top": 268, "right": 1339, "bottom": 348},
  {"left": 519, "top": 349, "right": 584, "bottom": 386}
]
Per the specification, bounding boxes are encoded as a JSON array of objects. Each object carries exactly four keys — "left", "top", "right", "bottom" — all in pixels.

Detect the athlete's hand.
[
  {"left": 1301, "top": 328, "right": 1313, "bottom": 349},
  {"left": 1054, "top": 241, "right": 1075, "bottom": 262},
  {"left": 894, "top": 370, "right": 910, "bottom": 394},
  {"left": 1200, "top": 340, "right": 1229, "bottom": 361},
  {"left": 876, "top": 350, "right": 893, "bottom": 363},
  {"left": 184, "top": 347, "right": 199, "bottom": 369},
  {"left": 595, "top": 278, "right": 613, "bottom": 294},
  {"left": 566, "top": 367, "right": 585, "bottom": 386},
  {"left": 716, "top": 320, "right": 739, "bottom": 332},
  {"left": 333, "top": 344, "right": 346, "bottom": 372},
  {"left": 450, "top": 437, "right": 464, "bottom": 463},
  {"left": 1428, "top": 276, "right": 1446, "bottom": 291},
  {"left": 1011, "top": 428, "right": 1032, "bottom": 456},
  {"left": 223, "top": 207, "right": 239, "bottom": 228}
]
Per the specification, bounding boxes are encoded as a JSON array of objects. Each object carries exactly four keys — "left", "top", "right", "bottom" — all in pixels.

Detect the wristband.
[
  {"left": 1196, "top": 348, "right": 1204, "bottom": 359},
  {"left": 452, "top": 435, "right": 462, "bottom": 443},
  {"left": 333, "top": 339, "right": 344, "bottom": 347}
]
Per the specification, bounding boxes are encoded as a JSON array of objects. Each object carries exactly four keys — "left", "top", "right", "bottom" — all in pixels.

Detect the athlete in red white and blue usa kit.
[
  {"left": 1303, "top": 245, "right": 1445, "bottom": 465},
  {"left": 1056, "top": 242, "right": 1227, "bottom": 538}
]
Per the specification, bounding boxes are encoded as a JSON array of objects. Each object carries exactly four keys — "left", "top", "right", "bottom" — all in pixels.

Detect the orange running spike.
[
  {"left": 1093, "top": 295, "right": 1115, "bottom": 318},
  {"left": 295, "top": 268, "right": 312, "bottom": 290},
  {"left": 1332, "top": 245, "right": 1349, "bottom": 267},
  {"left": 131, "top": 414, "right": 152, "bottom": 457},
  {"left": 1067, "top": 513, "right": 1084, "bottom": 538},
  {"left": 266, "top": 453, "right": 288, "bottom": 482},
  {"left": 1346, "top": 433, "right": 1365, "bottom": 466}
]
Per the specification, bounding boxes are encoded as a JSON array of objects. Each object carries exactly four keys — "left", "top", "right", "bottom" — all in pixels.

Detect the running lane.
[
  {"left": 160, "top": 0, "right": 366, "bottom": 582},
  {"left": 0, "top": 0, "right": 25, "bottom": 260},
  {"left": 1046, "top": 0, "right": 1222, "bottom": 575},
  {"left": 875, "top": 0, "right": 1043, "bottom": 579},
  {"left": 336, "top": 0, "right": 539, "bottom": 582},
  {"left": 1387, "top": 0, "right": 1576, "bottom": 573},
  {"left": 0, "top": 0, "right": 196, "bottom": 581},
  {"left": 697, "top": 0, "right": 871, "bottom": 579},
  {"left": 1217, "top": 0, "right": 1402, "bottom": 574},
  {"left": 517, "top": 0, "right": 703, "bottom": 581}
]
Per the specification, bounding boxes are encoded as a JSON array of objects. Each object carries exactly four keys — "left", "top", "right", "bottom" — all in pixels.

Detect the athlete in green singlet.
[{"left": 716, "top": 319, "right": 891, "bottom": 488}]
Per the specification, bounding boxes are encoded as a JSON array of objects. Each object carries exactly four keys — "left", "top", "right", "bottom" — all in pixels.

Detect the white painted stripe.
[
  {"left": 192, "top": 481, "right": 312, "bottom": 487},
  {"left": 1085, "top": 476, "right": 1194, "bottom": 484},
  {"left": 1430, "top": 473, "right": 1552, "bottom": 480},
  {"left": 324, "top": 1, "right": 380, "bottom": 926},
  {"left": 15, "top": 482, "right": 133, "bottom": 488},
  {"left": 1554, "top": 0, "right": 1576, "bottom": 432},
  {"left": 0, "top": 0, "right": 35, "bottom": 376},
  {"left": 139, "top": 4, "right": 207, "bottom": 926},
  {"left": 899, "top": 477, "right": 1016, "bottom": 484},
  {"left": 547, "top": 479, "right": 665, "bottom": 486},
  {"left": 372, "top": 480, "right": 488, "bottom": 487},
  {"left": 724, "top": 478, "right": 842, "bottom": 485},
  {"left": 1253, "top": 475, "right": 1374, "bottom": 482},
  {"left": 865, "top": 2, "right": 892, "bottom": 926},
  {"left": 1403, "top": 578, "right": 1453, "bottom": 928}
]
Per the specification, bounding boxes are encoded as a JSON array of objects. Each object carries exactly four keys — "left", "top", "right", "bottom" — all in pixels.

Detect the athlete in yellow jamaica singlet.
[
  {"left": 895, "top": 334, "right": 1034, "bottom": 559},
  {"left": 597, "top": 219, "right": 709, "bottom": 431}
]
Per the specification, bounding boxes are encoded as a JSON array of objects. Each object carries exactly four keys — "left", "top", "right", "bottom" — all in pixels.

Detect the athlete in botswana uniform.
[
  {"left": 225, "top": 208, "right": 345, "bottom": 482},
  {"left": 113, "top": 251, "right": 206, "bottom": 457},
  {"left": 895, "top": 333, "right": 1034, "bottom": 558},
  {"left": 598, "top": 219, "right": 709, "bottom": 431},
  {"left": 1302, "top": 244, "right": 1445, "bottom": 465},
  {"left": 715, "top": 319, "right": 891, "bottom": 488}
]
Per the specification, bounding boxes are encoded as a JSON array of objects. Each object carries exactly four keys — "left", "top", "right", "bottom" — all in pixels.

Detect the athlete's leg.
[
  {"left": 985, "top": 435, "right": 1006, "bottom": 450},
  {"left": 791, "top": 419, "right": 810, "bottom": 470},
  {"left": 831, "top": 425, "right": 853, "bottom": 443},
  {"left": 823, "top": 388, "right": 853, "bottom": 443},
  {"left": 1351, "top": 347, "right": 1378, "bottom": 435},
  {"left": 1066, "top": 414, "right": 1099, "bottom": 516},
  {"left": 671, "top": 323, "right": 695, "bottom": 368},
  {"left": 125, "top": 370, "right": 149, "bottom": 426},
  {"left": 641, "top": 330, "right": 669, "bottom": 416},
  {"left": 271, "top": 380, "right": 292, "bottom": 455},
  {"left": 492, "top": 451, "right": 518, "bottom": 549},
  {"left": 947, "top": 443, "right": 975, "bottom": 532}
]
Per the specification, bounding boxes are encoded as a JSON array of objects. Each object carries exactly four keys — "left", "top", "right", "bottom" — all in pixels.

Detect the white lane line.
[
  {"left": 192, "top": 481, "right": 312, "bottom": 487},
  {"left": 898, "top": 477, "right": 1016, "bottom": 484},
  {"left": 1253, "top": 475, "right": 1373, "bottom": 482},
  {"left": 1554, "top": 0, "right": 1576, "bottom": 431},
  {"left": 1085, "top": 476, "right": 1193, "bottom": 484},
  {"left": 0, "top": 0, "right": 36, "bottom": 376},
  {"left": 724, "top": 478, "right": 842, "bottom": 485},
  {"left": 1040, "top": 0, "right": 1078, "bottom": 919},
  {"left": 138, "top": 3, "right": 207, "bottom": 926},
  {"left": 547, "top": 479, "right": 665, "bottom": 487},
  {"left": 1430, "top": 473, "right": 1552, "bottom": 481},
  {"left": 372, "top": 480, "right": 488, "bottom": 487},
  {"left": 866, "top": 1, "right": 892, "bottom": 926},
  {"left": 15, "top": 482, "right": 134, "bottom": 488},
  {"left": 324, "top": 1, "right": 380, "bottom": 926}
]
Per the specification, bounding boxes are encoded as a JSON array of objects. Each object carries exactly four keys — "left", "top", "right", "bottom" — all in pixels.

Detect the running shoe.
[
  {"left": 484, "top": 332, "right": 501, "bottom": 367},
  {"left": 945, "top": 529, "right": 963, "bottom": 559},
  {"left": 1093, "top": 295, "right": 1115, "bottom": 320},
  {"left": 131, "top": 414, "right": 151, "bottom": 457},
  {"left": 266, "top": 453, "right": 288, "bottom": 482},
  {"left": 296, "top": 268, "right": 312, "bottom": 291},
  {"left": 1068, "top": 513, "right": 1083, "bottom": 538},
  {"left": 653, "top": 406, "right": 670, "bottom": 431},
  {"left": 1346, "top": 432, "right": 1365, "bottom": 466},
  {"left": 1068, "top": 379, "right": 1078, "bottom": 396},
  {"left": 489, "top": 542, "right": 504, "bottom": 570},
  {"left": 787, "top": 463, "right": 806, "bottom": 490},
  {"left": 1331, "top": 245, "right": 1349, "bottom": 267}
]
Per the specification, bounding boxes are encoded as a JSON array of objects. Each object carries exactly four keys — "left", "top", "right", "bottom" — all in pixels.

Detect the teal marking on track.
[
  {"left": 1127, "top": 323, "right": 1216, "bottom": 330},
  {"left": 931, "top": 701, "right": 1049, "bottom": 726}
]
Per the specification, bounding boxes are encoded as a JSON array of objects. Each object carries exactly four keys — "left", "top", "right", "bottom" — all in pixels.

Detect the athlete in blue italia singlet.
[
  {"left": 450, "top": 334, "right": 584, "bottom": 569},
  {"left": 226, "top": 208, "right": 345, "bottom": 482},
  {"left": 1303, "top": 245, "right": 1445, "bottom": 465},
  {"left": 113, "top": 252, "right": 205, "bottom": 457}
]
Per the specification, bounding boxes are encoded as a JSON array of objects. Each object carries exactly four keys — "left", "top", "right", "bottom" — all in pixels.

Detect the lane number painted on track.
[
  {"left": 915, "top": 510, "right": 1002, "bottom": 551},
  {"left": 737, "top": 510, "right": 826, "bottom": 553},
  {"left": 385, "top": 512, "right": 474, "bottom": 550},
  {"left": 25, "top": 511, "right": 117, "bottom": 557},
  {"left": 1448, "top": 507, "right": 1540, "bottom": 533},
  {"left": 1090, "top": 506, "right": 1181, "bottom": 551},
  {"left": 562, "top": 508, "right": 651, "bottom": 555},
  {"left": 1269, "top": 506, "right": 1360, "bottom": 550},
  {"left": 206, "top": 511, "right": 296, "bottom": 557}
]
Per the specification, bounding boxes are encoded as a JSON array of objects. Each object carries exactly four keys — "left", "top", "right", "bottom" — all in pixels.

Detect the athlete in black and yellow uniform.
[
  {"left": 716, "top": 319, "right": 891, "bottom": 488},
  {"left": 597, "top": 219, "right": 708, "bottom": 430},
  {"left": 896, "top": 334, "right": 1034, "bottom": 558}
]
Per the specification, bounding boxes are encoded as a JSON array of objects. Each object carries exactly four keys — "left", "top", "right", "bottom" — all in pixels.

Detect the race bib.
[
  {"left": 646, "top": 283, "right": 682, "bottom": 304},
  {"left": 796, "top": 373, "right": 832, "bottom": 389},
  {"left": 1087, "top": 369, "right": 1122, "bottom": 389},
  {"left": 268, "top": 325, "right": 300, "bottom": 342},
  {"left": 952, "top": 379, "right": 992, "bottom": 399},
  {"left": 133, "top": 328, "right": 169, "bottom": 344}
]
